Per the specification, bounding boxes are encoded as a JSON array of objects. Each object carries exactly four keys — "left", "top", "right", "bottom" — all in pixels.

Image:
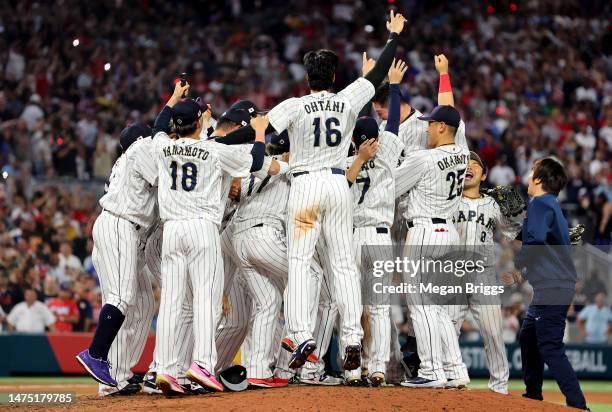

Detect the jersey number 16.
[
  {"left": 313, "top": 117, "right": 342, "bottom": 147},
  {"left": 170, "top": 161, "right": 198, "bottom": 191}
]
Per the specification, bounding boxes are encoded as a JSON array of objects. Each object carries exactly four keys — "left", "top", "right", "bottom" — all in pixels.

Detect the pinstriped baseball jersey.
[
  {"left": 454, "top": 195, "right": 523, "bottom": 245},
  {"left": 267, "top": 78, "right": 375, "bottom": 172},
  {"left": 395, "top": 121, "right": 469, "bottom": 220},
  {"left": 380, "top": 108, "right": 428, "bottom": 154},
  {"left": 99, "top": 137, "right": 158, "bottom": 229},
  {"left": 153, "top": 132, "right": 253, "bottom": 224},
  {"left": 232, "top": 159, "right": 289, "bottom": 236},
  {"left": 350, "top": 131, "right": 404, "bottom": 228}
]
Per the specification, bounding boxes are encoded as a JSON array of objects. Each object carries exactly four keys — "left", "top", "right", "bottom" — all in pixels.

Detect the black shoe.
[
  {"left": 522, "top": 393, "right": 543, "bottom": 401},
  {"left": 181, "top": 383, "right": 211, "bottom": 395},
  {"left": 288, "top": 339, "right": 317, "bottom": 370},
  {"left": 128, "top": 374, "right": 144, "bottom": 384},
  {"left": 288, "top": 376, "right": 301, "bottom": 385},
  {"left": 109, "top": 382, "right": 142, "bottom": 396},
  {"left": 342, "top": 344, "right": 362, "bottom": 371},
  {"left": 359, "top": 375, "right": 371, "bottom": 387}
]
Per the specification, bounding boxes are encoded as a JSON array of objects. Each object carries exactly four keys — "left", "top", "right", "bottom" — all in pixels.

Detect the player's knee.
[{"left": 106, "top": 295, "right": 129, "bottom": 315}]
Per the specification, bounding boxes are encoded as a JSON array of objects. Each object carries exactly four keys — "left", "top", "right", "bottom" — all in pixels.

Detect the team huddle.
[{"left": 75, "top": 11, "right": 525, "bottom": 397}]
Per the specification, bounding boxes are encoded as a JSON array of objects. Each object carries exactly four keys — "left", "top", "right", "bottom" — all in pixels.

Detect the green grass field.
[{"left": 0, "top": 377, "right": 609, "bottom": 411}]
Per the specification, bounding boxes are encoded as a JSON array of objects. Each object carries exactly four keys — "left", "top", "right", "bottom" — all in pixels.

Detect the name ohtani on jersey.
[{"left": 267, "top": 77, "right": 375, "bottom": 173}]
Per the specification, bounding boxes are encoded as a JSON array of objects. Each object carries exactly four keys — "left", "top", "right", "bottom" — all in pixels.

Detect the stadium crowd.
[{"left": 0, "top": 0, "right": 610, "bottom": 340}]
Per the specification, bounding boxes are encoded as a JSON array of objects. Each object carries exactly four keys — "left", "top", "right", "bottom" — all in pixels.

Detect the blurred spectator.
[
  {"left": 74, "top": 282, "right": 93, "bottom": 332},
  {"left": 59, "top": 242, "right": 83, "bottom": 280},
  {"left": 502, "top": 307, "right": 520, "bottom": 344},
  {"left": 584, "top": 272, "right": 608, "bottom": 301},
  {"left": 46, "top": 282, "right": 79, "bottom": 332},
  {"left": 577, "top": 292, "right": 612, "bottom": 344},
  {"left": 0, "top": 305, "right": 5, "bottom": 332},
  {"left": 6, "top": 289, "right": 56, "bottom": 333},
  {"left": 488, "top": 156, "right": 516, "bottom": 186}
]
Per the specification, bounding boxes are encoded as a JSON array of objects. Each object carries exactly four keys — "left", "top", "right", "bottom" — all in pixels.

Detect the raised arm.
[
  {"left": 363, "top": 10, "right": 407, "bottom": 89},
  {"left": 385, "top": 59, "right": 408, "bottom": 135},
  {"left": 435, "top": 54, "right": 454, "bottom": 107},
  {"left": 152, "top": 81, "right": 190, "bottom": 136}
]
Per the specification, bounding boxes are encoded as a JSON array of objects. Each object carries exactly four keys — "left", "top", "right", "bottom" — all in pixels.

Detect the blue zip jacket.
[{"left": 515, "top": 193, "right": 576, "bottom": 291}]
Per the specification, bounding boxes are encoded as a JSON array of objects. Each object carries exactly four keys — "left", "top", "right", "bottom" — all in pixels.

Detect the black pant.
[{"left": 519, "top": 304, "right": 587, "bottom": 409}]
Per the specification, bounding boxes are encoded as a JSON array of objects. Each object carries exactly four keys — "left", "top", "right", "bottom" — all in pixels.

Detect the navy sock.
[{"left": 89, "top": 304, "right": 125, "bottom": 360}]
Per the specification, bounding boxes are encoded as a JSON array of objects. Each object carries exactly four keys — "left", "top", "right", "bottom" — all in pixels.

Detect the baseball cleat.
[
  {"left": 288, "top": 339, "right": 317, "bottom": 369},
  {"left": 400, "top": 376, "right": 446, "bottom": 388},
  {"left": 344, "top": 377, "right": 361, "bottom": 387},
  {"left": 491, "top": 388, "right": 509, "bottom": 395},
  {"left": 444, "top": 377, "right": 470, "bottom": 389},
  {"left": 107, "top": 382, "right": 142, "bottom": 396},
  {"left": 281, "top": 337, "right": 318, "bottom": 363},
  {"left": 370, "top": 372, "right": 386, "bottom": 387},
  {"left": 181, "top": 382, "right": 211, "bottom": 395},
  {"left": 288, "top": 376, "right": 302, "bottom": 385},
  {"left": 186, "top": 362, "right": 224, "bottom": 392},
  {"left": 156, "top": 374, "right": 186, "bottom": 396},
  {"left": 300, "top": 374, "right": 343, "bottom": 386},
  {"left": 247, "top": 377, "right": 289, "bottom": 388},
  {"left": 342, "top": 344, "right": 362, "bottom": 371},
  {"left": 76, "top": 349, "right": 118, "bottom": 387},
  {"left": 143, "top": 373, "right": 162, "bottom": 395}
]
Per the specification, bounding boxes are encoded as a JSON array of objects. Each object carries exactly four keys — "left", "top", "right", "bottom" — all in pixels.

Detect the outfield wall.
[{"left": 0, "top": 333, "right": 610, "bottom": 379}]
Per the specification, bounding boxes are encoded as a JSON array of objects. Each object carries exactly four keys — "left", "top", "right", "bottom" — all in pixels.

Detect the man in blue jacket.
[{"left": 502, "top": 158, "right": 587, "bottom": 410}]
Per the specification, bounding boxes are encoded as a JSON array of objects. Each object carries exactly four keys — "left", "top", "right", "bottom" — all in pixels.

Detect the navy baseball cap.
[
  {"left": 267, "top": 130, "right": 290, "bottom": 155},
  {"left": 220, "top": 107, "right": 250, "bottom": 127},
  {"left": 353, "top": 117, "right": 379, "bottom": 149},
  {"left": 229, "top": 100, "right": 259, "bottom": 118},
  {"left": 469, "top": 151, "right": 488, "bottom": 175},
  {"left": 119, "top": 123, "right": 152, "bottom": 151},
  {"left": 418, "top": 105, "right": 461, "bottom": 128},
  {"left": 218, "top": 365, "right": 248, "bottom": 392},
  {"left": 172, "top": 98, "right": 203, "bottom": 126}
]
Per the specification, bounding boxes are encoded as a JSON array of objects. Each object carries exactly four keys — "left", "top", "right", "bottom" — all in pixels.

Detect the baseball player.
[
  {"left": 261, "top": 11, "right": 407, "bottom": 371},
  {"left": 76, "top": 123, "right": 158, "bottom": 390},
  {"left": 230, "top": 134, "right": 293, "bottom": 388},
  {"left": 394, "top": 55, "right": 470, "bottom": 388},
  {"left": 447, "top": 151, "right": 522, "bottom": 395},
  {"left": 150, "top": 81, "right": 268, "bottom": 395},
  {"left": 343, "top": 59, "right": 407, "bottom": 386}
]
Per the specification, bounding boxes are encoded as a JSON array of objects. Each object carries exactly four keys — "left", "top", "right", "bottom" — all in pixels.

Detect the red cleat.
[{"left": 247, "top": 377, "right": 289, "bottom": 388}]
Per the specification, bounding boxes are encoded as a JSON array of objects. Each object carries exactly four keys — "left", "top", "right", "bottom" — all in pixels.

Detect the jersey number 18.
[{"left": 170, "top": 161, "right": 198, "bottom": 191}]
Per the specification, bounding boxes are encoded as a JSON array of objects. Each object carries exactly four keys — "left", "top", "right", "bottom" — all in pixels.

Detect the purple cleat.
[{"left": 76, "top": 349, "right": 118, "bottom": 387}]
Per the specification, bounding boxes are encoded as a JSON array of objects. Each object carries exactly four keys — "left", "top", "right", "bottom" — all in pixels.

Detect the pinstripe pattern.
[
  {"left": 444, "top": 194, "right": 521, "bottom": 393},
  {"left": 233, "top": 227, "right": 287, "bottom": 378},
  {"left": 155, "top": 219, "right": 222, "bottom": 375},
  {"left": 153, "top": 132, "right": 253, "bottom": 224},
  {"left": 286, "top": 171, "right": 363, "bottom": 351},
  {"left": 100, "top": 137, "right": 158, "bottom": 229},
  {"left": 268, "top": 78, "right": 374, "bottom": 173},
  {"left": 214, "top": 273, "right": 253, "bottom": 373},
  {"left": 403, "top": 226, "right": 468, "bottom": 382}
]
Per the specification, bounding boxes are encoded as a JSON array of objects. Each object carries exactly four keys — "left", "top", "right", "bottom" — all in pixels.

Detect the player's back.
[
  {"left": 232, "top": 163, "right": 290, "bottom": 235},
  {"left": 154, "top": 134, "right": 252, "bottom": 225},
  {"left": 268, "top": 78, "right": 374, "bottom": 173},
  {"left": 100, "top": 137, "right": 157, "bottom": 229},
  {"left": 401, "top": 144, "right": 470, "bottom": 221}
]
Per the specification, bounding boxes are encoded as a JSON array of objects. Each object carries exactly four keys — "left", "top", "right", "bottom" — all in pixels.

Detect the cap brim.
[
  {"left": 417, "top": 115, "right": 434, "bottom": 122},
  {"left": 218, "top": 365, "right": 248, "bottom": 392}
]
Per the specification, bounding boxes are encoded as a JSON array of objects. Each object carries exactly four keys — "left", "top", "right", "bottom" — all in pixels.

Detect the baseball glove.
[
  {"left": 481, "top": 185, "right": 527, "bottom": 217},
  {"left": 569, "top": 224, "right": 585, "bottom": 245}
]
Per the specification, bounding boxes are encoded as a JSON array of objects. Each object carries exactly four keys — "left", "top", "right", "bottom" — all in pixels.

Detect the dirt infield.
[{"left": 4, "top": 385, "right": 607, "bottom": 411}]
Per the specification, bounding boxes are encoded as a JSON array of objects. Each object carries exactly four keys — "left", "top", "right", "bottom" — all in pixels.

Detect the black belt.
[
  {"left": 103, "top": 209, "right": 141, "bottom": 231},
  {"left": 353, "top": 227, "right": 388, "bottom": 234},
  {"left": 407, "top": 218, "right": 446, "bottom": 228},
  {"left": 293, "top": 168, "right": 345, "bottom": 178},
  {"left": 252, "top": 223, "right": 264, "bottom": 228}
]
